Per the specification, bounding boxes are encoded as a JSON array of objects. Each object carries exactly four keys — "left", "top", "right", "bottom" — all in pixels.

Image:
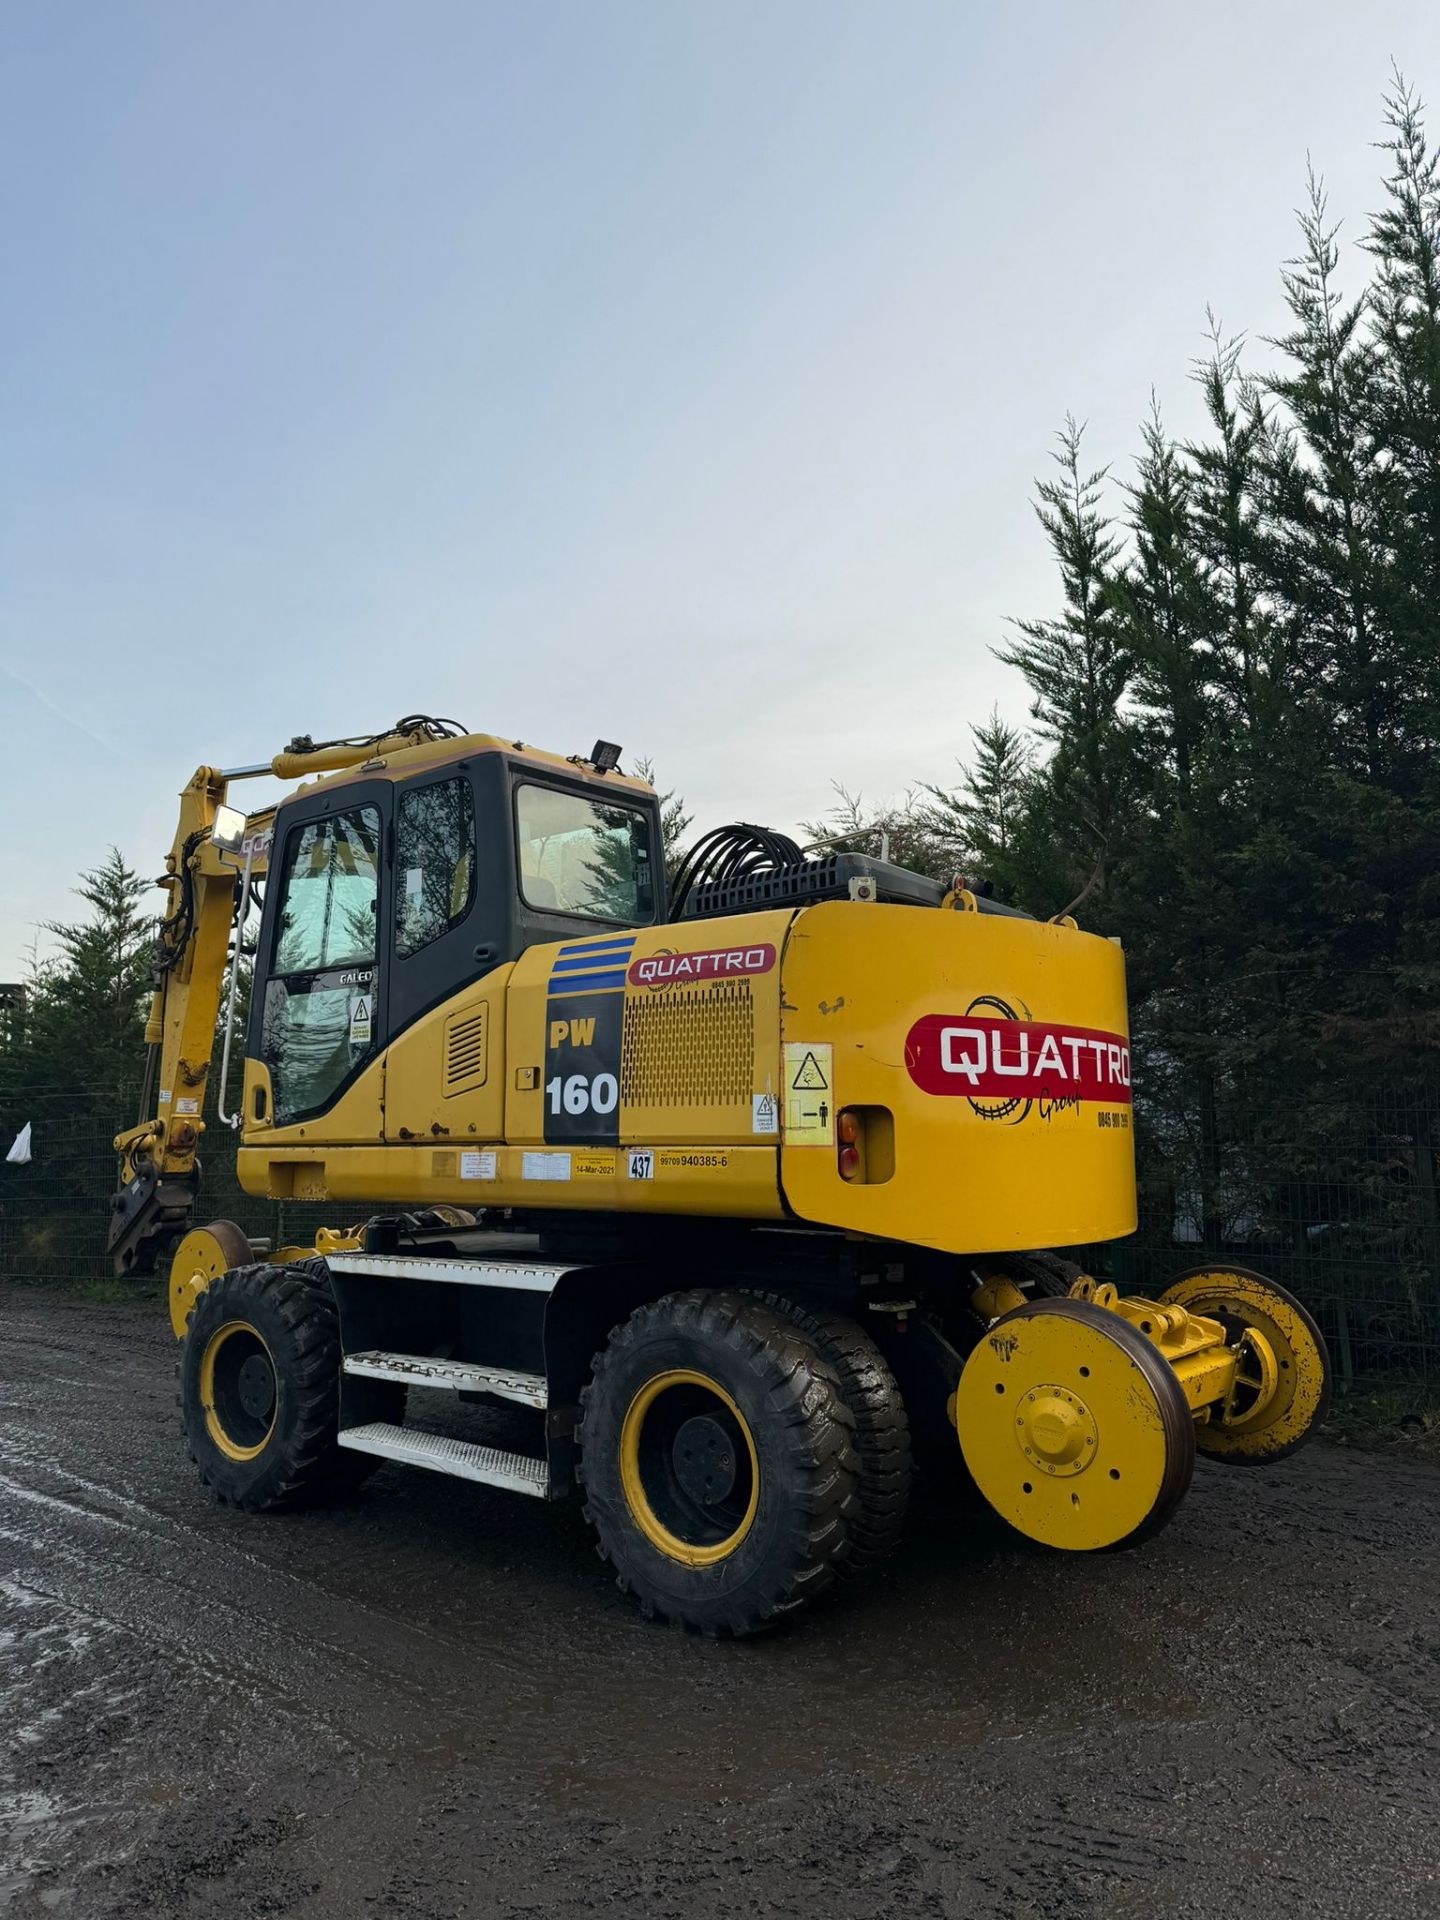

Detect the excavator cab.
[{"left": 245, "top": 744, "right": 663, "bottom": 1134}]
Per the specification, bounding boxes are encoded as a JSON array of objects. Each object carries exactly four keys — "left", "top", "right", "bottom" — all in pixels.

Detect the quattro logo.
[
  {"left": 905, "top": 1014, "right": 1132, "bottom": 1103},
  {"left": 627, "top": 943, "right": 776, "bottom": 988}
]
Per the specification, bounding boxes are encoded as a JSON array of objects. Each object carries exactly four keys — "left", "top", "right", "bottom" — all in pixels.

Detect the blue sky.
[{"left": 2, "top": 1, "right": 1436, "bottom": 972}]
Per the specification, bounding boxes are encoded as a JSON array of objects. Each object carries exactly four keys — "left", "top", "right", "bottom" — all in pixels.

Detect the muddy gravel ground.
[{"left": 2, "top": 1285, "right": 1438, "bottom": 1919}]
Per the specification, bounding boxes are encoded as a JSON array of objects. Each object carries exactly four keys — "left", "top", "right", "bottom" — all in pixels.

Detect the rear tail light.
[{"left": 833, "top": 1106, "right": 895, "bottom": 1185}]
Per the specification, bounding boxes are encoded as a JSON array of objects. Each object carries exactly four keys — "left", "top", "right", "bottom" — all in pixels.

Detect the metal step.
[
  {"left": 344, "top": 1350, "right": 547, "bottom": 1409},
  {"left": 337, "top": 1422, "right": 551, "bottom": 1498},
  {"left": 327, "top": 1252, "right": 572, "bottom": 1294}
]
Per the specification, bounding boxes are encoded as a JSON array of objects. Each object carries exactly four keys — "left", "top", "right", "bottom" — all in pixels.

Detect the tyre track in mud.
[{"left": 2, "top": 1284, "right": 1438, "bottom": 1918}]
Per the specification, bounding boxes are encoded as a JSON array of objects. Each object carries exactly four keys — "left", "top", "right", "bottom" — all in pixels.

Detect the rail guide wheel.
[
  {"left": 953, "top": 1298, "right": 1195, "bottom": 1551},
  {"left": 1160, "top": 1265, "right": 1330, "bottom": 1462},
  {"left": 168, "top": 1219, "right": 252, "bottom": 1339}
]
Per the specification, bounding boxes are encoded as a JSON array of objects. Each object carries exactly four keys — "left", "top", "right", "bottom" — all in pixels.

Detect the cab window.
[
  {"left": 515, "top": 783, "right": 655, "bottom": 921},
  {"left": 395, "top": 777, "right": 476, "bottom": 959},
  {"left": 263, "top": 807, "right": 381, "bottom": 1124}
]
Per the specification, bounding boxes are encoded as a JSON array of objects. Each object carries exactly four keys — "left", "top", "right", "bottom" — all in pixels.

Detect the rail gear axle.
[{"left": 114, "top": 717, "right": 1330, "bottom": 1632}]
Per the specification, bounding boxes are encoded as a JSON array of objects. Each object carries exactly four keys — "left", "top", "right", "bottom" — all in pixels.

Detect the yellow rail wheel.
[
  {"left": 577, "top": 1290, "right": 859, "bottom": 1635},
  {"left": 954, "top": 1298, "right": 1195, "bottom": 1552},
  {"left": 1160, "top": 1265, "right": 1330, "bottom": 1463},
  {"left": 180, "top": 1261, "right": 397, "bottom": 1510},
  {"left": 168, "top": 1220, "right": 252, "bottom": 1340}
]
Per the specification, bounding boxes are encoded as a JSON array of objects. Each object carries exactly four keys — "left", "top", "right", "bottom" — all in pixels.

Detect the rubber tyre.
[
  {"left": 999, "top": 1250, "right": 1086, "bottom": 1298},
  {"left": 577, "top": 1290, "right": 860, "bottom": 1635},
  {"left": 180, "top": 1261, "right": 400, "bottom": 1510},
  {"left": 751, "top": 1293, "right": 911, "bottom": 1574}
]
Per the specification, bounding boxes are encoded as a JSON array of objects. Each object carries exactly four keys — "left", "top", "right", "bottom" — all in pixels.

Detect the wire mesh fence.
[
  {"left": 0, "top": 1088, "right": 338, "bottom": 1292},
  {"left": 1077, "top": 1085, "right": 1440, "bottom": 1391},
  {"left": 2, "top": 1083, "right": 1437, "bottom": 1391}
]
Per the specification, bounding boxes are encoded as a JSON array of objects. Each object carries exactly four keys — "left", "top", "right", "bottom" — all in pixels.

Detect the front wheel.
[
  {"left": 577, "top": 1290, "right": 859, "bottom": 1635},
  {"left": 180, "top": 1261, "right": 399, "bottom": 1510}
]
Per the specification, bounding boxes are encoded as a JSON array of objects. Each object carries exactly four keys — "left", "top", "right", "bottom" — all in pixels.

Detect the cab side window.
[
  {"left": 263, "top": 807, "right": 381, "bottom": 1124},
  {"left": 395, "top": 777, "right": 476, "bottom": 960}
]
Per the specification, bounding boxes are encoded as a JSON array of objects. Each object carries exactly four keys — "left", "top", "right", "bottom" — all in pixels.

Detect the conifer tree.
[{"left": 996, "top": 418, "right": 1132, "bottom": 898}]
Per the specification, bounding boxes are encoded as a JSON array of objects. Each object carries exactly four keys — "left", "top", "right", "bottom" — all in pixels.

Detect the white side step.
[
  {"left": 338, "top": 1422, "right": 551, "bottom": 1498},
  {"left": 327, "top": 1252, "right": 572, "bottom": 1294},
  {"left": 344, "top": 1350, "right": 547, "bottom": 1409}
]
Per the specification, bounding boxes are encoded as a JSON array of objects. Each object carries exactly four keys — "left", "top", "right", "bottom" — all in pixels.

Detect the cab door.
[
  {"left": 382, "top": 762, "right": 508, "bottom": 1144},
  {"left": 248, "top": 782, "right": 390, "bottom": 1142}
]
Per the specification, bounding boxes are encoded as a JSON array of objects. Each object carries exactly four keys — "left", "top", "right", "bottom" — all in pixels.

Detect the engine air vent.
[
  {"left": 621, "top": 980, "right": 754, "bottom": 1110},
  {"left": 444, "top": 1005, "right": 489, "bottom": 1095}
]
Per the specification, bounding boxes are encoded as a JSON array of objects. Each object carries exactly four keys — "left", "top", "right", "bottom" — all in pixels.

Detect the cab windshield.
[{"left": 515, "top": 783, "right": 655, "bottom": 922}]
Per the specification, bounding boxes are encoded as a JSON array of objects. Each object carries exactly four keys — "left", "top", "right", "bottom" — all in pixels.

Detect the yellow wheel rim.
[
  {"left": 1160, "top": 1268, "right": 1329, "bottom": 1459},
  {"left": 169, "top": 1221, "right": 251, "bottom": 1339},
  {"left": 199, "top": 1320, "right": 278, "bottom": 1462},
  {"left": 619, "top": 1369, "right": 759, "bottom": 1567},
  {"left": 954, "top": 1303, "right": 1192, "bottom": 1551}
]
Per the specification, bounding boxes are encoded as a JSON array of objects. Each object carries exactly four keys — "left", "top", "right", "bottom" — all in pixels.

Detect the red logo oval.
[{"left": 627, "top": 943, "right": 777, "bottom": 988}]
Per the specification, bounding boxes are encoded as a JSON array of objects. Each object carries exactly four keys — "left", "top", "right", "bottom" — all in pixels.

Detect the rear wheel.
[
  {"left": 180, "top": 1261, "right": 400, "bottom": 1510},
  {"left": 752, "top": 1293, "right": 911, "bottom": 1574},
  {"left": 577, "top": 1290, "right": 859, "bottom": 1634},
  {"left": 998, "top": 1250, "right": 1087, "bottom": 1299}
]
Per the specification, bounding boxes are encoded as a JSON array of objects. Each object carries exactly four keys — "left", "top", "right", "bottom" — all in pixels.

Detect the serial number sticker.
[
  {"left": 174, "top": 1096, "right": 200, "bottom": 1116},
  {"left": 657, "top": 1150, "right": 731, "bottom": 1171},
  {"left": 627, "top": 1149, "right": 655, "bottom": 1181},
  {"left": 460, "top": 1150, "right": 497, "bottom": 1180},
  {"left": 521, "top": 1151, "right": 571, "bottom": 1182}
]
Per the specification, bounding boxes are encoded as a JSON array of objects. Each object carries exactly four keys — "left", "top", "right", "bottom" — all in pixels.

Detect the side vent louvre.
[{"left": 443, "top": 1005, "right": 489, "bottom": 1096}]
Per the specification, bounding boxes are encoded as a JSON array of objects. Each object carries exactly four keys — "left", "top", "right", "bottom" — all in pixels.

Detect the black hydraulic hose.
[{"left": 668, "top": 823, "right": 803, "bottom": 919}]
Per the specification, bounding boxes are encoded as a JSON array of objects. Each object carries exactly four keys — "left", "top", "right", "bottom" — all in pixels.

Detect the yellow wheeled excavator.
[{"left": 111, "top": 715, "right": 1330, "bottom": 1633}]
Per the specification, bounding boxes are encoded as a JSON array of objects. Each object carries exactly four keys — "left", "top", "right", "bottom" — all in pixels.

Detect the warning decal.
[{"left": 783, "top": 1042, "right": 834, "bottom": 1146}]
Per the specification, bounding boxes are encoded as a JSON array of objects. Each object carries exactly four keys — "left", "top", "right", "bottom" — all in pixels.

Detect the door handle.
[{"left": 472, "top": 943, "right": 497, "bottom": 966}]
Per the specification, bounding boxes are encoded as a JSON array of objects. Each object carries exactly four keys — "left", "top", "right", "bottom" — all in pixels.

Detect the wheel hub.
[
  {"left": 1017, "top": 1385, "right": 1097, "bottom": 1475},
  {"left": 619, "top": 1368, "right": 760, "bottom": 1568},
  {"left": 672, "top": 1414, "right": 737, "bottom": 1505},
  {"left": 238, "top": 1353, "right": 277, "bottom": 1422}
]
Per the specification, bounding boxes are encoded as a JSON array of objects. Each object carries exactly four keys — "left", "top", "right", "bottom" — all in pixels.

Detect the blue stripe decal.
[
  {"left": 557, "top": 937, "right": 637, "bottom": 958},
  {"left": 549, "top": 969, "right": 627, "bottom": 994},
  {"left": 552, "top": 948, "right": 629, "bottom": 967}
]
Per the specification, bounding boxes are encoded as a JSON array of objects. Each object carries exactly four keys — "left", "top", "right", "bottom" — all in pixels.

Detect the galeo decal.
[
  {"left": 905, "top": 1011, "right": 1131, "bottom": 1111},
  {"left": 627, "top": 943, "right": 776, "bottom": 988}
]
